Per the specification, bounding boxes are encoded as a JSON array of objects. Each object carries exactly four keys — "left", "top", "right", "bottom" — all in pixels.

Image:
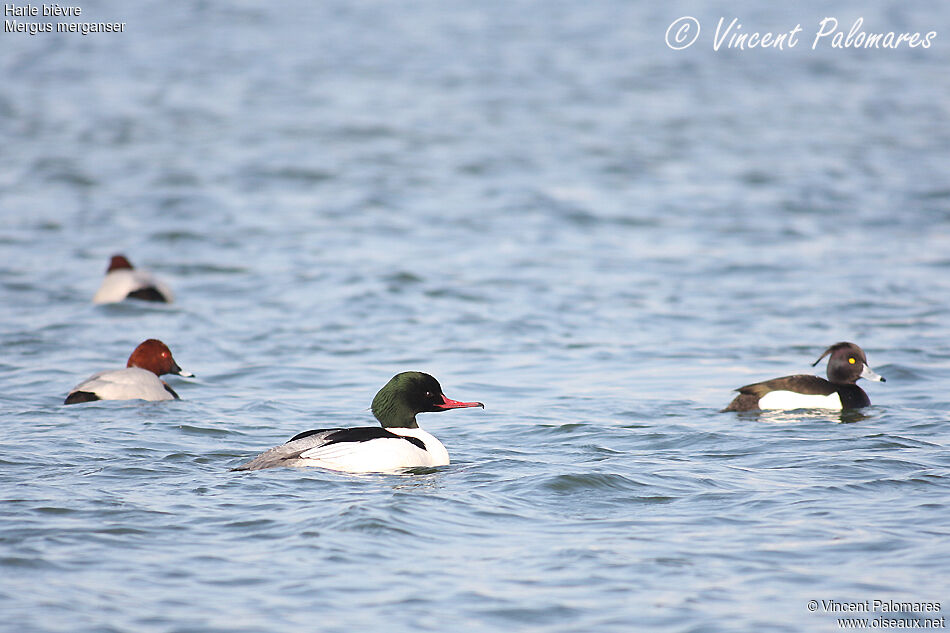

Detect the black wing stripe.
[
  {"left": 287, "top": 428, "right": 341, "bottom": 443},
  {"left": 287, "top": 427, "right": 426, "bottom": 451}
]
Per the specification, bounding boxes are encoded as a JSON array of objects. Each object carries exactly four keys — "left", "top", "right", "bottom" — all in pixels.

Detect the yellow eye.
[{"left": 848, "top": 357, "right": 855, "bottom": 364}]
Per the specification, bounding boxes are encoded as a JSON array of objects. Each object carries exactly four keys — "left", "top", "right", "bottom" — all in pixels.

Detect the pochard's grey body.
[
  {"left": 93, "top": 254, "right": 174, "bottom": 304},
  {"left": 234, "top": 372, "right": 483, "bottom": 473},
  {"left": 723, "top": 342, "right": 885, "bottom": 412},
  {"left": 65, "top": 339, "right": 193, "bottom": 404}
]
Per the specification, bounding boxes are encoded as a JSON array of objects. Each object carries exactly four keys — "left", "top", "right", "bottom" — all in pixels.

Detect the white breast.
[
  {"left": 69, "top": 367, "right": 175, "bottom": 401},
  {"left": 758, "top": 390, "right": 842, "bottom": 410}
]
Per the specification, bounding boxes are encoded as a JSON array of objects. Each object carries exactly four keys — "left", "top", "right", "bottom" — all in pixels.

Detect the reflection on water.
[{"left": 750, "top": 408, "right": 873, "bottom": 425}]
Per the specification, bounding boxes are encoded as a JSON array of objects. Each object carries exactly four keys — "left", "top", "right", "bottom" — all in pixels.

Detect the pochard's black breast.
[
  {"left": 288, "top": 427, "right": 426, "bottom": 450},
  {"left": 835, "top": 384, "right": 871, "bottom": 408}
]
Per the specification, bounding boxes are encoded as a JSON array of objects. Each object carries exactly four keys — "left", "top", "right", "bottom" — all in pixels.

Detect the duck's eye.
[
  {"left": 425, "top": 391, "right": 433, "bottom": 398},
  {"left": 162, "top": 352, "right": 169, "bottom": 358},
  {"left": 848, "top": 357, "right": 855, "bottom": 364}
]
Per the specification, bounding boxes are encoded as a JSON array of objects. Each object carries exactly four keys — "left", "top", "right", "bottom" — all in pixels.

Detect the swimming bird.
[
  {"left": 234, "top": 372, "right": 484, "bottom": 473},
  {"left": 65, "top": 339, "right": 194, "bottom": 404},
  {"left": 722, "top": 342, "right": 885, "bottom": 412},
  {"left": 92, "top": 254, "right": 174, "bottom": 304}
]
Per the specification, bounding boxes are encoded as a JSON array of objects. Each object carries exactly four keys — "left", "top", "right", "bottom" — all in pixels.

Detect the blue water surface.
[{"left": 2, "top": 1, "right": 950, "bottom": 631}]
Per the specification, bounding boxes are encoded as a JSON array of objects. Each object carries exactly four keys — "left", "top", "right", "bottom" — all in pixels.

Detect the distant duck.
[
  {"left": 92, "top": 254, "right": 174, "bottom": 304},
  {"left": 723, "top": 342, "right": 885, "bottom": 412},
  {"left": 65, "top": 339, "right": 194, "bottom": 404},
  {"left": 234, "top": 372, "right": 484, "bottom": 473}
]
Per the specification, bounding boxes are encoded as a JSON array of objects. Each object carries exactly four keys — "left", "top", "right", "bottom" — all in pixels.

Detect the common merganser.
[
  {"left": 92, "top": 254, "right": 174, "bottom": 304},
  {"left": 64, "top": 339, "right": 194, "bottom": 404},
  {"left": 723, "top": 342, "right": 885, "bottom": 412},
  {"left": 234, "top": 372, "right": 484, "bottom": 473}
]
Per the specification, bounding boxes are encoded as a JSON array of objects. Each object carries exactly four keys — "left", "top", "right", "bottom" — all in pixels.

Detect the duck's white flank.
[
  {"left": 93, "top": 269, "right": 174, "bottom": 304},
  {"left": 69, "top": 367, "right": 176, "bottom": 401},
  {"left": 295, "top": 427, "right": 449, "bottom": 473},
  {"left": 758, "top": 390, "right": 842, "bottom": 410}
]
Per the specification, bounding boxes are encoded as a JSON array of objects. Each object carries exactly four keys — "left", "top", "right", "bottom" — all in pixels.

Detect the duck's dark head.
[
  {"left": 107, "top": 254, "right": 134, "bottom": 272},
  {"left": 127, "top": 339, "right": 195, "bottom": 378},
  {"left": 371, "top": 371, "right": 484, "bottom": 429},
  {"left": 812, "top": 342, "right": 885, "bottom": 385}
]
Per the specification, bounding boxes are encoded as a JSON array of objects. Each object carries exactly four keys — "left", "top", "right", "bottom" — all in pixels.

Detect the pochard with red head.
[
  {"left": 65, "top": 339, "right": 193, "bottom": 404},
  {"left": 93, "top": 254, "right": 174, "bottom": 304}
]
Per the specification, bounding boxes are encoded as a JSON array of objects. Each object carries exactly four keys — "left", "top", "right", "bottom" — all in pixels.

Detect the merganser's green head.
[{"left": 371, "top": 371, "right": 484, "bottom": 429}]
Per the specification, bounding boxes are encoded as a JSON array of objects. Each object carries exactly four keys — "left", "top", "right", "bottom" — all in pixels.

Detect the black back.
[
  {"left": 742, "top": 375, "right": 837, "bottom": 397},
  {"left": 288, "top": 427, "right": 426, "bottom": 450}
]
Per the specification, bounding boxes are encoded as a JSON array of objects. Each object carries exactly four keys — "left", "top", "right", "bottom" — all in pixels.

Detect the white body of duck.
[{"left": 69, "top": 366, "right": 180, "bottom": 402}]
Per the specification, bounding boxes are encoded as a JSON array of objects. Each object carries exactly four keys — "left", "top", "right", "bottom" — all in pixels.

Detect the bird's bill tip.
[{"left": 436, "top": 396, "right": 484, "bottom": 410}]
